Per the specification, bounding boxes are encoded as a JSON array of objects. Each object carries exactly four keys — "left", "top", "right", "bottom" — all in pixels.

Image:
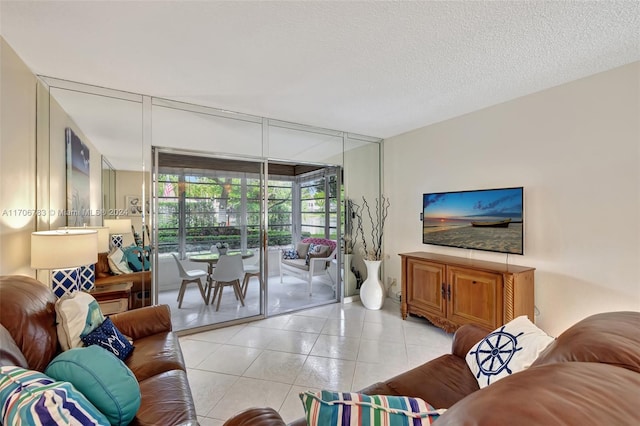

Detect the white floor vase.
[{"left": 360, "top": 260, "right": 384, "bottom": 310}]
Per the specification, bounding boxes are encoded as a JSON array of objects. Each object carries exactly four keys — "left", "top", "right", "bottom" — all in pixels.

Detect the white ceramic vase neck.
[{"left": 360, "top": 259, "right": 384, "bottom": 310}]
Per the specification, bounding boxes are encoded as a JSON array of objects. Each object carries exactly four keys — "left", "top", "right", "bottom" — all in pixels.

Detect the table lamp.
[
  {"left": 31, "top": 229, "right": 98, "bottom": 298},
  {"left": 104, "top": 218, "right": 132, "bottom": 249},
  {"left": 59, "top": 226, "right": 109, "bottom": 291}
]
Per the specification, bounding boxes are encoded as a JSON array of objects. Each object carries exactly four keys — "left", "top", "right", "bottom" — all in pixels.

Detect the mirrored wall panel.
[
  {"left": 268, "top": 122, "right": 343, "bottom": 165},
  {"left": 36, "top": 77, "right": 382, "bottom": 334},
  {"left": 152, "top": 99, "right": 263, "bottom": 157},
  {"left": 343, "top": 137, "right": 382, "bottom": 298},
  {"left": 37, "top": 78, "right": 151, "bottom": 309}
]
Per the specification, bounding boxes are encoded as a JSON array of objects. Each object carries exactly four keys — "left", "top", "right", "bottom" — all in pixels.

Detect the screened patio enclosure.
[
  {"left": 154, "top": 150, "right": 342, "bottom": 330},
  {"left": 155, "top": 153, "right": 339, "bottom": 256}
]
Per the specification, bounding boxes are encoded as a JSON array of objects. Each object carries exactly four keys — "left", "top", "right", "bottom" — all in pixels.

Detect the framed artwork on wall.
[
  {"left": 126, "top": 195, "right": 142, "bottom": 216},
  {"left": 126, "top": 195, "right": 149, "bottom": 216},
  {"left": 66, "top": 128, "right": 90, "bottom": 225}
]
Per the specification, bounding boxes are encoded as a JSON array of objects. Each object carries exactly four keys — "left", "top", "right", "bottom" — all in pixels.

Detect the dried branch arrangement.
[{"left": 349, "top": 195, "right": 390, "bottom": 261}]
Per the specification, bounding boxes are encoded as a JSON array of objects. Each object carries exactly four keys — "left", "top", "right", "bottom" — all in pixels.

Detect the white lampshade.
[
  {"left": 60, "top": 226, "right": 110, "bottom": 253},
  {"left": 104, "top": 219, "right": 132, "bottom": 235},
  {"left": 31, "top": 230, "right": 98, "bottom": 269}
]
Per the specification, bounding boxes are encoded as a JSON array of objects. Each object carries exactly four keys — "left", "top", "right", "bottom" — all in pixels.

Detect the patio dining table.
[{"left": 189, "top": 251, "right": 254, "bottom": 284}]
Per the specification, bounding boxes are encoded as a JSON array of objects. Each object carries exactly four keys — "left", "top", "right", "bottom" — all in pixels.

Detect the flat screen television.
[{"left": 422, "top": 187, "right": 524, "bottom": 255}]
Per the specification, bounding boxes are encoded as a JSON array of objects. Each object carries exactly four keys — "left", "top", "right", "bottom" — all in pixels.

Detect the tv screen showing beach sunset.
[{"left": 423, "top": 187, "right": 524, "bottom": 254}]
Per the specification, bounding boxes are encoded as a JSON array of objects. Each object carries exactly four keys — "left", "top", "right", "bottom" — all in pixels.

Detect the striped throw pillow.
[
  {"left": 300, "top": 391, "right": 446, "bottom": 425},
  {"left": 0, "top": 366, "right": 109, "bottom": 425}
]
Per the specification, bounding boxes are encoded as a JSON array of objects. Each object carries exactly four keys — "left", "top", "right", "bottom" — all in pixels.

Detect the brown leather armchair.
[
  {"left": 0, "top": 274, "right": 197, "bottom": 426},
  {"left": 223, "top": 311, "right": 640, "bottom": 426}
]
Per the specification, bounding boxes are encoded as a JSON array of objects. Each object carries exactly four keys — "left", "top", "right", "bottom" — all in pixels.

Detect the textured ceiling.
[{"left": 1, "top": 1, "right": 639, "bottom": 139}]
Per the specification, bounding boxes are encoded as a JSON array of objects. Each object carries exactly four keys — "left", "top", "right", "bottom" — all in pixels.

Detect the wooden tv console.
[{"left": 399, "top": 252, "right": 535, "bottom": 333}]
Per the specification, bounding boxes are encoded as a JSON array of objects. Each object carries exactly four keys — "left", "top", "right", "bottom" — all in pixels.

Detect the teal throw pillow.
[
  {"left": 0, "top": 365, "right": 109, "bottom": 425},
  {"left": 45, "top": 346, "right": 141, "bottom": 426},
  {"left": 122, "top": 245, "right": 151, "bottom": 272}
]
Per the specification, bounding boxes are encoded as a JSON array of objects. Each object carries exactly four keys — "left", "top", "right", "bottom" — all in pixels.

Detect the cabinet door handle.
[
  {"left": 441, "top": 283, "right": 446, "bottom": 299},
  {"left": 447, "top": 284, "right": 451, "bottom": 301}
]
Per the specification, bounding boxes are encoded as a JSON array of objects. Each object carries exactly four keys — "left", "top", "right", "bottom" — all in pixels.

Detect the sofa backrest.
[
  {"left": 0, "top": 275, "right": 59, "bottom": 371},
  {"left": 435, "top": 361, "right": 640, "bottom": 425},
  {"left": 532, "top": 311, "right": 640, "bottom": 373}
]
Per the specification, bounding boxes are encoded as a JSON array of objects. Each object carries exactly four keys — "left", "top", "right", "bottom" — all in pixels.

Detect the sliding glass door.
[
  {"left": 152, "top": 147, "right": 344, "bottom": 330},
  {"left": 268, "top": 166, "right": 340, "bottom": 316},
  {"left": 153, "top": 151, "right": 265, "bottom": 330}
]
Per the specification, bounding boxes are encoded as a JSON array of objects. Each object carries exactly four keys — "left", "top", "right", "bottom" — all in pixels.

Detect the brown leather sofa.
[
  {"left": 0, "top": 275, "right": 197, "bottom": 426},
  {"left": 95, "top": 251, "right": 151, "bottom": 309},
  {"left": 223, "top": 311, "right": 640, "bottom": 426}
]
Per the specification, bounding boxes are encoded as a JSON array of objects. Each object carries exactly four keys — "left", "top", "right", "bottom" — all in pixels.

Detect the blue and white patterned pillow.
[
  {"left": 304, "top": 243, "right": 317, "bottom": 265},
  {"left": 305, "top": 244, "right": 330, "bottom": 266},
  {"left": 282, "top": 249, "right": 299, "bottom": 260},
  {"left": 466, "top": 316, "right": 554, "bottom": 388},
  {"left": 0, "top": 366, "right": 109, "bottom": 425},
  {"left": 81, "top": 317, "right": 134, "bottom": 360}
]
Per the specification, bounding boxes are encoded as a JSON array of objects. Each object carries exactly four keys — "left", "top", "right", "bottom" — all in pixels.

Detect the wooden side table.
[{"left": 89, "top": 282, "right": 133, "bottom": 315}]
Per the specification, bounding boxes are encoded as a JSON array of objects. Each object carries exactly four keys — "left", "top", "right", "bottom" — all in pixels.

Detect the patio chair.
[
  {"left": 207, "top": 253, "right": 246, "bottom": 311},
  {"left": 240, "top": 249, "right": 261, "bottom": 298},
  {"left": 171, "top": 253, "right": 208, "bottom": 308},
  {"left": 279, "top": 237, "right": 337, "bottom": 296}
]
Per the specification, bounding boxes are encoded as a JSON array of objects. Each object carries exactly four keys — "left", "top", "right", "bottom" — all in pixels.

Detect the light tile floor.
[
  {"left": 180, "top": 298, "right": 453, "bottom": 425},
  {"left": 161, "top": 275, "right": 336, "bottom": 332}
]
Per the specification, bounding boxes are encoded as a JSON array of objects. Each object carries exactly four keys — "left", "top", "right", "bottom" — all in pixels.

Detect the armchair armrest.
[
  {"left": 307, "top": 246, "right": 337, "bottom": 274},
  {"left": 308, "top": 253, "right": 333, "bottom": 266},
  {"left": 109, "top": 304, "right": 172, "bottom": 341},
  {"left": 223, "top": 407, "right": 286, "bottom": 426}
]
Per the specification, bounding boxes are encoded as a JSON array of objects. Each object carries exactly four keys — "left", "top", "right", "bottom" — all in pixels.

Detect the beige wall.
[
  {"left": 0, "top": 38, "right": 36, "bottom": 276},
  {"left": 344, "top": 139, "right": 382, "bottom": 288},
  {"left": 1, "top": 37, "right": 109, "bottom": 275},
  {"left": 384, "top": 62, "right": 640, "bottom": 336}
]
